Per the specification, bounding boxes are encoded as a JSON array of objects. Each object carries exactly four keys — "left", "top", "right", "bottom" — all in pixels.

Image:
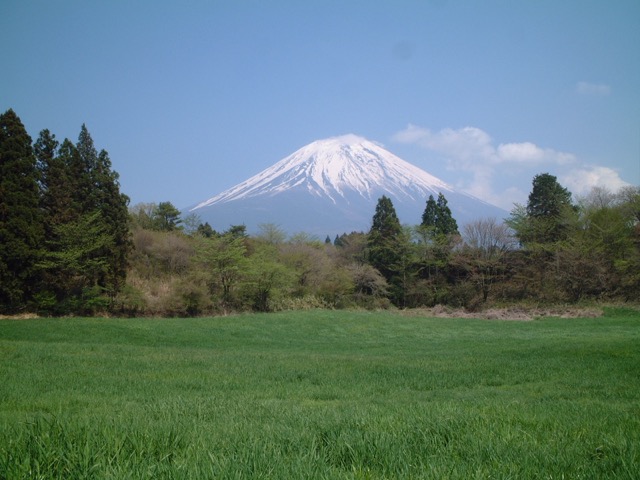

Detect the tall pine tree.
[
  {"left": 56, "top": 139, "right": 85, "bottom": 220},
  {"left": 508, "top": 173, "right": 576, "bottom": 246},
  {"left": 524, "top": 173, "right": 574, "bottom": 244},
  {"left": 93, "top": 148, "right": 130, "bottom": 298},
  {"left": 0, "top": 109, "right": 43, "bottom": 312},
  {"left": 435, "top": 193, "right": 458, "bottom": 235},
  {"left": 76, "top": 124, "right": 99, "bottom": 212},
  {"left": 37, "top": 125, "right": 130, "bottom": 311},
  {"left": 74, "top": 125, "right": 130, "bottom": 302},
  {"left": 367, "top": 195, "right": 403, "bottom": 283},
  {"left": 35, "top": 130, "right": 73, "bottom": 233},
  {"left": 421, "top": 192, "right": 459, "bottom": 236},
  {"left": 34, "top": 129, "right": 59, "bottom": 192},
  {"left": 421, "top": 194, "right": 438, "bottom": 229}
]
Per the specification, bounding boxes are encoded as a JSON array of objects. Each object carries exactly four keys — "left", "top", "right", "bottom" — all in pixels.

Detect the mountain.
[{"left": 188, "top": 134, "right": 507, "bottom": 236}]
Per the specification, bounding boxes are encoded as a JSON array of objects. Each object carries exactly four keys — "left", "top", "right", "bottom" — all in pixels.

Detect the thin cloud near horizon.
[
  {"left": 392, "top": 124, "right": 630, "bottom": 210},
  {"left": 576, "top": 81, "right": 611, "bottom": 96}
]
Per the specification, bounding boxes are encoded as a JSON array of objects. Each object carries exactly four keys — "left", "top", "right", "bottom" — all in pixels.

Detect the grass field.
[{"left": 1, "top": 308, "right": 639, "bottom": 479}]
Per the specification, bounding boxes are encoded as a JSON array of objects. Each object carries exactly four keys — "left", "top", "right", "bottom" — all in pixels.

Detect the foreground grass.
[{"left": 0, "top": 309, "right": 638, "bottom": 478}]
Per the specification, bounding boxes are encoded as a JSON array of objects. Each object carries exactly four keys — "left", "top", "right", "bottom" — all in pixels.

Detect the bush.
[
  {"left": 175, "top": 276, "right": 212, "bottom": 316},
  {"left": 270, "top": 295, "right": 334, "bottom": 312},
  {"left": 113, "top": 284, "right": 146, "bottom": 316}
]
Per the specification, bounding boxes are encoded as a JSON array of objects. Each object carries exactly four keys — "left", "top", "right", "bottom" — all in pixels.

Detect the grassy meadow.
[{"left": 1, "top": 308, "right": 639, "bottom": 478}]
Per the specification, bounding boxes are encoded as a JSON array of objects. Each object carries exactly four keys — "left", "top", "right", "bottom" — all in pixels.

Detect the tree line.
[
  {"left": 363, "top": 175, "right": 639, "bottom": 309},
  {"left": 0, "top": 109, "right": 129, "bottom": 314},
  {"left": 120, "top": 176, "right": 638, "bottom": 316},
  {"left": 2, "top": 108, "right": 638, "bottom": 315}
]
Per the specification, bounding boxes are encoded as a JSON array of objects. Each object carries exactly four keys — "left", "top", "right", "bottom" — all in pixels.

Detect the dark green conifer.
[
  {"left": 421, "top": 194, "right": 437, "bottom": 228},
  {"left": 421, "top": 192, "right": 459, "bottom": 236},
  {"left": 435, "top": 193, "right": 458, "bottom": 235},
  {"left": 153, "top": 201, "right": 182, "bottom": 231},
  {"left": 58, "top": 138, "right": 87, "bottom": 218},
  {"left": 0, "top": 109, "right": 43, "bottom": 311},
  {"left": 367, "top": 195, "right": 402, "bottom": 280},
  {"left": 197, "top": 222, "right": 215, "bottom": 238},
  {"left": 35, "top": 130, "right": 73, "bottom": 231},
  {"left": 93, "top": 149, "right": 131, "bottom": 297},
  {"left": 38, "top": 125, "right": 131, "bottom": 309},
  {"left": 526, "top": 173, "right": 573, "bottom": 219},
  {"left": 525, "top": 173, "right": 574, "bottom": 244}
]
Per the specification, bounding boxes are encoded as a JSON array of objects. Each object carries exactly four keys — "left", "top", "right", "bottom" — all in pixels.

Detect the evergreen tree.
[
  {"left": 197, "top": 222, "right": 216, "bottom": 238},
  {"left": 510, "top": 173, "right": 575, "bottom": 245},
  {"left": 226, "top": 225, "right": 248, "bottom": 238},
  {"left": 74, "top": 124, "right": 99, "bottom": 213},
  {"left": 33, "top": 129, "right": 59, "bottom": 192},
  {"left": 367, "top": 195, "right": 403, "bottom": 288},
  {"left": 93, "top": 148, "right": 131, "bottom": 298},
  {"left": 527, "top": 173, "right": 573, "bottom": 219},
  {"left": 37, "top": 125, "right": 131, "bottom": 310},
  {"left": 415, "top": 193, "right": 460, "bottom": 304},
  {"left": 421, "top": 192, "right": 458, "bottom": 236},
  {"left": 421, "top": 195, "right": 437, "bottom": 229},
  {"left": 57, "top": 139, "right": 85, "bottom": 219},
  {"left": 370, "top": 196, "right": 402, "bottom": 239},
  {"left": 0, "top": 109, "right": 44, "bottom": 311},
  {"left": 435, "top": 193, "right": 458, "bottom": 235},
  {"left": 153, "top": 201, "right": 182, "bottom": 231},
  {"left": 77, "top": 125, "right": 97, "bottom": 173},
  {"left": 75, "top": 127, "right": 131, "bottom": 300},
  {"left": 35, "top": 130, "right": 74, "bottom": 233}
]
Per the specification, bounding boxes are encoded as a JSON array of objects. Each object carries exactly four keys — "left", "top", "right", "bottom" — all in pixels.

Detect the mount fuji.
[{"left": 188, "top": 134, "right": 506, "bottom": 236}]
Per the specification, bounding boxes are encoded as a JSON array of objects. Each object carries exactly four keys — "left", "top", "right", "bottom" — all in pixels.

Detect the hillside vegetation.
[
  {"left": 118, "top": 179, "right": 639, "bottom": 317},
  {"left": 2, "top": 109, "right": 639, "bottom": 316}
]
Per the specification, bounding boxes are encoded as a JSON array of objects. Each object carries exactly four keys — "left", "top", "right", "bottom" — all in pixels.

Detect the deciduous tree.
[
  {"left": 461, "top": 218, "right": 515, "bottom": 302},
  {"left": 194, "top": 234, "right": 247, "bottom": 308},
  {"left": 38, "top": 210, "right": 113, "bottom": 314}
]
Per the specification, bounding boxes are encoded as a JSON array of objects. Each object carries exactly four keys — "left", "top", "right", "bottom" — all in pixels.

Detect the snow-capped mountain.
[{"left": 189, "top": 134, "right": 506, "bottom": 236}]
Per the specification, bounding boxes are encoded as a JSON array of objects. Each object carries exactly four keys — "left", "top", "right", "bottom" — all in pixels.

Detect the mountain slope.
[{"left": 189, "top": 134, "right": 506, "bottom": 236}]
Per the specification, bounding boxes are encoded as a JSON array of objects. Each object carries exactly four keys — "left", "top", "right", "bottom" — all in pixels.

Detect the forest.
[{"left": 1, "top": 109, "right": 639, "bottom": 316}]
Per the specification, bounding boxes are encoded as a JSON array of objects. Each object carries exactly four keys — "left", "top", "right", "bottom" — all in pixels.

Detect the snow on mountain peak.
[{"left": 193, "top": 134, "right": 452, "bottom": 210}]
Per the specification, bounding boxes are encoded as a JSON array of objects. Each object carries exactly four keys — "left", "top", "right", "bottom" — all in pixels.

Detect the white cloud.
[
  {"left": 392, "top": 123, "right": 431, "bottom": 144},
  {"left": 392, "top": 125, "right": 496, "bottom": 172},
  {"left": 496, "top": 142, "right": 576, "bottom": 165},
  {"left": 392, "top": 124, "right": 580, "bottom": 209},
  {"left": 560, "top": 166, "right": 630, "bottom": 196},
  {"left": 576, "top": 81, "right": 611, "bottom": 96},
  {"left": 394, "top": 125, "right": 574, "bottom": 168}
]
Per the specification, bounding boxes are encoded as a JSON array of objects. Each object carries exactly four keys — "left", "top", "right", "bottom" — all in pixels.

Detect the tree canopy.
[
  {"left": 1, "top": 109, "right": 130, "bottom": 314},
  {"left": 0, "top": 109, "right": 43, "bottom": 311},
  {"left": 421, "top": 192, "right": 459, "bottom": 236},
  {"left": 2, "top": 110, "right": 638, "bottom": 314},
  {"left": 516, "top": 173, "right": 576, "bottom": 244}
]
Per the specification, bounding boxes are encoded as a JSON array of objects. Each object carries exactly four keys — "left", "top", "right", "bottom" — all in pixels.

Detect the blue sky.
[{"left": 2, "top": 0, "right": 638, "bottom": 211}]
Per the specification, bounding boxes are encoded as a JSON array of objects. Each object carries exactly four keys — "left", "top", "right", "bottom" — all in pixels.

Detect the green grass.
[{"left": 1, "top": 308, "right": 639, "bottom": 478}]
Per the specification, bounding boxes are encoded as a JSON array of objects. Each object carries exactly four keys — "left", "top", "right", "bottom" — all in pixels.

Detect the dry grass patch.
[
  {"left": 402, "top": 304, "right": 605, "bottom": 321},
  {"left": 0, "top": 313, "right": 40, "bottom": 320}
]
